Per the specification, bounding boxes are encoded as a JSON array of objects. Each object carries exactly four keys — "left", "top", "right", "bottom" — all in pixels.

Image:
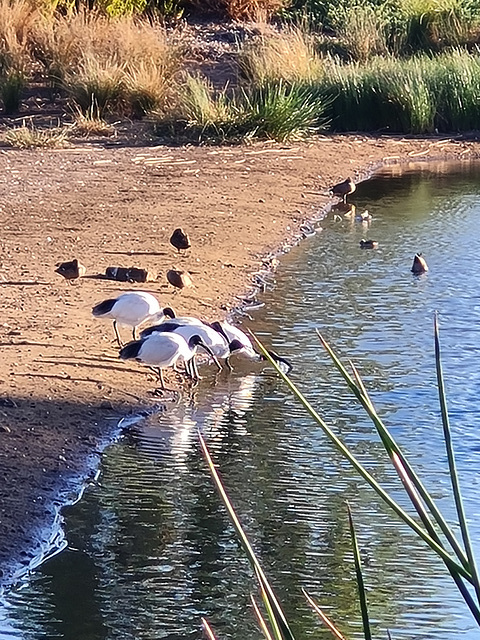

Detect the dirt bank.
[{"left": 1, "top": 134, "right": 479, "bottom": 589}]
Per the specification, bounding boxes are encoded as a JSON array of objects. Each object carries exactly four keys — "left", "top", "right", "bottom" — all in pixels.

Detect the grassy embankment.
[{"left": 1, "top": 0, "right": 480, "bottom": 144}]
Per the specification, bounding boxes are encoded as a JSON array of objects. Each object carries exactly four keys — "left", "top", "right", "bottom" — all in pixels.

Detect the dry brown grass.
[
  {"left": 71, "top": 104, "right": 116, "bottom": 136},
  {"left": 334, "top": 5, "right": 388, "bottom": 62},
  {"left": 187, "top": 0, "right": 286, "bottom": 20},
  {"left": 0, "top": 0, "right": 40, "bottom": 73},
  {"left": 238, "top": 26, "right": 324, "bottom": 84},
  {"left": 28, "top": 10, "right": 184, "bottom": 114},
  {"left": 4, "top": 121, "right": 69, "bottom": 147}
]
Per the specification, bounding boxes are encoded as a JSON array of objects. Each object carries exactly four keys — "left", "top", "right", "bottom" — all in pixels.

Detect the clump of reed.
[
  {"left": 199, "top": 316, "right": 480, "bottom": 638},
  {"left": 314, "top": 50, "right": 480, "bottom": 134}
]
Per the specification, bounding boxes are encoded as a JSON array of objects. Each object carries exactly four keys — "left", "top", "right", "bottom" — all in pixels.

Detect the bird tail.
[
  {"left": 92, "top": 299, "right": 117, "bottom": 316},
  {"left": 119, "top": 340, "right": 143, "bottom": 360}
]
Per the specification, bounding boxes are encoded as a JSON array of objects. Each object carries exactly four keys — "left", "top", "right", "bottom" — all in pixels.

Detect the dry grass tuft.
[
  {"left": 238, "top": 26, "right": 324, "bottom": 84},
  {"left": 30, "top": 11, "right": 183, "bottom": 115},
  {"left": 71, "top": 104, "right": 117, "bottom": 137},
  {"left": 4, "top": 122, "right": 69, "bottom": 148}
]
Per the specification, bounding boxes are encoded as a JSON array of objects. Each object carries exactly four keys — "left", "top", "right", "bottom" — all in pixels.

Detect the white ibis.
[{"left": 92, "top": 291, "right": 163, "bottom": 347}]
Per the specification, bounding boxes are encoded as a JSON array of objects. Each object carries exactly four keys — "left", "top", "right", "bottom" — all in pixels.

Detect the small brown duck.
[
  {"left": 330, "top": 177, "right": 356, "bottom": 203},
  {"left": 411, "top": 253, "right": 428, "bottom": 274},
  {"left": 170, "top": 228, "right": 191, "bottom": 253},
  {"left": 55, "top": 258, "right": 86, "bottom": 281},
  {"left": 167, "top": 269, "right": 193, "bottom": 290},
  {"left": 359, "top": 239, "right": 378, "bottom": 249}
]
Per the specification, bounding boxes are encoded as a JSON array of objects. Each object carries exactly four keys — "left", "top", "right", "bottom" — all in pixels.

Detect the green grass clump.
[
  {"left": 235, "top": 81, "right": 327, "bottom": 141},
  {"left": 0, "top": 69, "right": 25, "bottom": 114},
  {"left": 155, "top": 74, "right": 328, "bottom": 142}
]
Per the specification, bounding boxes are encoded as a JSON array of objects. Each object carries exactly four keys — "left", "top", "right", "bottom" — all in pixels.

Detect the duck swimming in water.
[
  {"left": 359, "top": 239, "right": 378, "bottom": 249},
  {"left": 411, "top": 253, "right": 428, "bottom": 274}
]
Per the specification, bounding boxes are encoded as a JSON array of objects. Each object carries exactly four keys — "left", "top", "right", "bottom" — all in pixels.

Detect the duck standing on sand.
[
  {"left": 330, "top": 177, "right": 356, "bottom": 203},
  {"left": 411, "top": 253, "right": 428, "bottom": 274},
  {"left": 170, "top": 228, "right": 191, "bottom": 253}
]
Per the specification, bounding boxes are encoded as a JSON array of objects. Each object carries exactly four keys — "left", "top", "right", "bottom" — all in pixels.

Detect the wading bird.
[
  {"left": 411, "top": 253, "right": 428, "bottom": 274},
  {"left": 160, "top": 307, "right": 206, "bottom": 326},
  {"left": 140, "top": 321, "right": 230, "bottom": 366},
  {"left": 92, "top": 291, "right": 163, "bottom": 347},
  {"left": 330, "top": 177, "right": 356, "bottom": 203},
  {"left": 170, "top": 228, "right": 191, "bottom": 253},
  {"left": 55, "top": 259, "right": 86, "bottom": 282},
  {"left": 120, "top": 332, "right": 220, "bottom": 389},
  {"left": 210, "top": 320, "right": 293, "bottom": 373}
]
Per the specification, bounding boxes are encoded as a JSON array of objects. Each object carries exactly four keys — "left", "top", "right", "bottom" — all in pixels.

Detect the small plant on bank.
[
  {"left": 0, "top": 69, "right": 25, "bottom": 114},
  {"left": 71, "top": 102, "right": 116, "bottom": 136},
  {"left": 4, "top": 121, "right": 69, "bottom": 148}
]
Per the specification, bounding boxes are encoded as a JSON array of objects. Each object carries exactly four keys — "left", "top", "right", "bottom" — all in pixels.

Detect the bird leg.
[
  {"left": 132, "top": 327, "right": 137, "bottom": 341},
  {"left": 190, "top": 356, "right": 200, "bottom": 381},
  {"left": 225, "top": 356, "right": 233, "bottom": 372},
  {"left": 113, "top": 320, "right": 123, "bottom": 348},
  {"left": 158, "top": 368, "right": 165, "bottom": 389}
]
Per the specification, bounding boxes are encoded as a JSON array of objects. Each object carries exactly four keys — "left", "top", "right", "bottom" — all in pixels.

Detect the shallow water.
[{"left": 1, "top": 161, "right": 480, "bottom": 639}]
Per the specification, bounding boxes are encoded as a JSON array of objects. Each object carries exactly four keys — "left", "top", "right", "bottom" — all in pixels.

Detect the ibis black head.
[
  {"left": 228, "top": 339, "right": 244, "bottom": 353},
  {"left": 262, "top": 349, "right": 293, "bottom": 374},
  {"left": 119, "top": 340, "right": 143, "bottom": 361},
  {"left": 163, "top": 307, "right": 176, "bottom": 319}
]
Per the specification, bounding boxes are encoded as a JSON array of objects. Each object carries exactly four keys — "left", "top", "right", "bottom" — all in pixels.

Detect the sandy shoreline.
[{"left": 1, "top": 133, "right": 480, "bottom": 590}]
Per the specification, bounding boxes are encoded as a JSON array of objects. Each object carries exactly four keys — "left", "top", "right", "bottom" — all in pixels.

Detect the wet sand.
[{"left": 1, "top": 134, "right": 479, "bottom": 588}]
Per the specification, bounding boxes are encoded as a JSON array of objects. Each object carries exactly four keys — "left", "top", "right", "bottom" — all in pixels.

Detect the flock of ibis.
[{"left": 92, "top": 291, "right": 292, "bottom": 391}]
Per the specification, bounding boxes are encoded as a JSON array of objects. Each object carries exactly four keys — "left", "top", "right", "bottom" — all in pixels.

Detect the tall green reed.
[
  {"left": 316, "top": 50, "right": 480, "bottom": 133},
  {"left": 251, "top": 316, "right": 480, "bottom": 626}
]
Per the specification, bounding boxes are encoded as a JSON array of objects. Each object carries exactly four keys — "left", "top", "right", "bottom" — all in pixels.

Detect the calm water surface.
[{"left": 1, "top": 161, "right": 480, "bottom": 639}]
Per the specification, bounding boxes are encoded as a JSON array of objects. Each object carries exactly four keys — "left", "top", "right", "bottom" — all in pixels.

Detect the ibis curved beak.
[{"left": 198, "top": 340, "right": 222, "bottom": 371}]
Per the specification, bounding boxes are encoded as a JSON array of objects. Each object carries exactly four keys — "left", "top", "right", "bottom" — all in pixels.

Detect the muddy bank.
[{"left": 1, "top": 134, "right": 479, "bottom": 589}]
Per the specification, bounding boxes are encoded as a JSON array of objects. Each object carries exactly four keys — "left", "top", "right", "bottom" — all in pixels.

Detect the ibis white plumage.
[
  {"left": 140, "top": 321, "right": 231, "bottom": 361},
  {"left": 119, "top": 332, "right": 220, "bottom": 389},
  {"left": 92, "top": 291, "right": 163, "bottom": 347}
]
